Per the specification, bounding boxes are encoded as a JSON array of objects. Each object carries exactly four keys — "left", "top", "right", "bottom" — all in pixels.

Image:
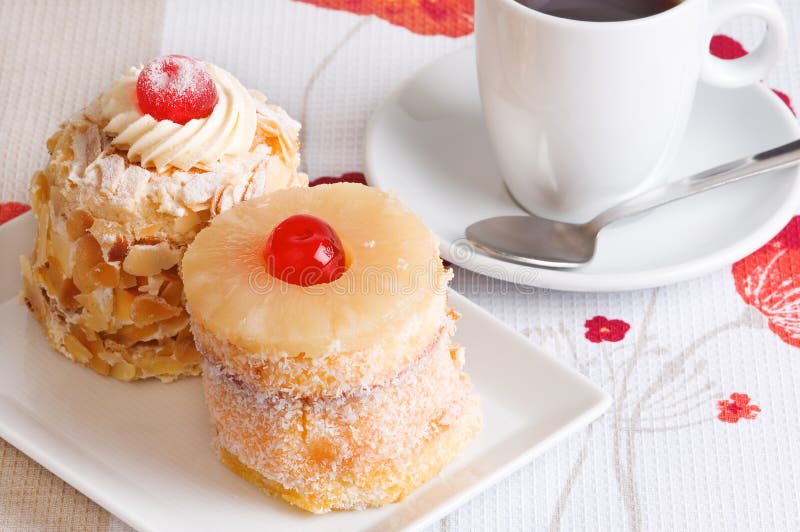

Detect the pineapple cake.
[
  {"left": 182, "top": 183, "right": 482, "bottom": 513},
  {"left": 21, "top": 55, "right": 307, "bottom": 382}
]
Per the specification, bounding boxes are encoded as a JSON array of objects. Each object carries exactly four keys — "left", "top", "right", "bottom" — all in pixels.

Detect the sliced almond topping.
[
  {"left": 63, "top": 334, "right": 93, "bottom": 363},
  {"left": 45, "top": 130, "right": 59, "bottom": 154},
  {"left": 96, "top": 349, "right": 123, "bottom": 365},
  {"left": 138, "top": 275, "right": 165, "bottom": 296},
  {"left": 113, "top": 287, "right": 136, "bottom": 324},
  {"left": 42, "top": 258, "right": 80, "bottom": 311},
  {"left": 136, "top": 224, "right": 160, "bottom": 238},
  {"left": 122, "top": 242, "right": 181, "bottom": 277},
  {"left": 157, "top": 312, "right": 190, "bottom": 338},
  {"left": 72, "top": 233, "right": 104, "bottom": 293},
  {"left": 159, "top": 279, "right": 183, "bottom": 307},
  {"left": 137, "top": 356, "right": 187, "bottom": 378},
  {"left": 49, "top": 225, "right": 73, "bottom": 275},
  {"left": 111, "top": 361, "right": 136, "bottom": 381},
  {"left": 30, "top": 171, "right": 50, "bottom": 207},
  {"left": 118, "top": 271, "right": 138, "bottom": 289},
  {"left": 93, "top": 262, "right": 120, "bottom": 288},
  {"left": 49, "top": 188, "right": 69, "bottom": 220},
  {"left": 43, "top": 255, "right": 65, "bottom": 298},
  {"left": 66, "top": 209, "right": 94, "bottom": 240},
  {"left": 173, "top": 210, "right": 201, "bottom": 234},
  {"left": 59, "top": 278, "right": 80, "bottom": 310},
  {"left": 130, "top": 294, "right": 182, "bottom": 327},
  {"left": 88, "top": 219, "right": 126, "bottom": 260},
  {"left": 32, "top": 205, "right": 49, "bottom": 267},
  {"left": 87, "top": 356, "right": 111, "bottom": 376},
  {"left": 21, "top": 258, "right": 48, "bottom": 319},
  {"left": 110, "top": 322, "right": 160, "bottom": 346},
  {"left": 175, "top": 329, "right": 202, "bottom": 364},
  {"left": 75, "top": 291, "right": 112, "bottom": 332}
]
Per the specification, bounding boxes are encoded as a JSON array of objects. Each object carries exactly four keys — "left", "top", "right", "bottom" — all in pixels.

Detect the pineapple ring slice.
[{"left": 182, "top": 183, "right": 451, "bottom": 360}]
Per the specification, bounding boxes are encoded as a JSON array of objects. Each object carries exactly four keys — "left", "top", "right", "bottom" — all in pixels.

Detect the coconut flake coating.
[
  {"left": 203, "top": 335, "right": 481, "bottom": 512},
  {"left": 191, "top": 303, "right": 457, "bottom": 397}
]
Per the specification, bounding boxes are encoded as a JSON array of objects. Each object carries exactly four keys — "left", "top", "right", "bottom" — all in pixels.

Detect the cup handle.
[{"left": 701, "top": 0, "right": 788, "bottom": 88}]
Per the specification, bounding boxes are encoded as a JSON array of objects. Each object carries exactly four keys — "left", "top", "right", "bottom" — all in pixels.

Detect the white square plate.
[{"left": 0, "top": 212, "right": 610, "bottom": 531}]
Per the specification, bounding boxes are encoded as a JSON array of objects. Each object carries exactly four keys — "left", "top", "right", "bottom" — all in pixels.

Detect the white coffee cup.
[{"left": 475, "top": 0, "right": 788, "bottom": 223}]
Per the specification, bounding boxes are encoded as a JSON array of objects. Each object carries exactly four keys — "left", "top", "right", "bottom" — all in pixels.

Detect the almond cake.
[{"left": 21, "top": 55, "right": 307, "bottom": 382}]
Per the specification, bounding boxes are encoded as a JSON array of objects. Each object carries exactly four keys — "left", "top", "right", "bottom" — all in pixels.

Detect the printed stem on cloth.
[
  {"left": 299, "top": 17, "right": 372, "bottom": 172},
  {"left": 529, "top": 289, "right": 760, "bottom": 531},
  {"left": 609, "top": 289, "right": 661, "bottom": 532},
  {"left": 548, "top": 423, "right": 594, "bottom": 532}
]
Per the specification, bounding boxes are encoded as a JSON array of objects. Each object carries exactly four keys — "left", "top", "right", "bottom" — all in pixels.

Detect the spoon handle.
[{"left": 590, "top": 138, "right": 800, "bottom": 230}]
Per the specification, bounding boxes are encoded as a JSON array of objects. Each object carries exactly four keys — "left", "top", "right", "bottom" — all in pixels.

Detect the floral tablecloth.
[{"left": 1, "top": 1, "right": 799, "bottom": 530}]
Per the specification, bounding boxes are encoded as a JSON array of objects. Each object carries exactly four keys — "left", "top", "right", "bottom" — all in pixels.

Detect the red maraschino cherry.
[
  {"left": 136, "top": 55, "right": 218, "bottom": 125},
  {"left": 264, "top": 214, "right": 347, "bottom": 287}
]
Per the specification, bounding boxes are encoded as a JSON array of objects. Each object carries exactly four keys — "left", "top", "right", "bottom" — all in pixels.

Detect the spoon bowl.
[{"left": 466, "top": 216, "right": 598, "bottom": 268}]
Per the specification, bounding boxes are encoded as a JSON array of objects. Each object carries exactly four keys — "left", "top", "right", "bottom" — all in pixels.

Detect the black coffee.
[{"left": 517, "top": 0, "right": 682, "bottom": 22}]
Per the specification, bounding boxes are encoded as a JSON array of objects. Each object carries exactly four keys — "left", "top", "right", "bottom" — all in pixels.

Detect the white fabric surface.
[{"left": 1, "top": 1, "right": 799, "bottom": 530}]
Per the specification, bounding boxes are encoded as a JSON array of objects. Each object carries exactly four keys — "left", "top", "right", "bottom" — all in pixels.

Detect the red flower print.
[
  {"left": 710, "top": 34, "right": 748, "bottom": 60},
  {"left": 773, "top": 89, "right": 796, "bottom": 116},
  {"left": 709, "top": 35, "right": 795, "bottom": 115},
  {"left": 296, "top": 0, "right": 474, "bottom": 37},
  {"left": 0, "top": 202, "right": 31, "bottom": 225},
  {"left": 310, "top": 171, "right": 368, "bottom": 187},
  {"left": 717, "top": 393, "right": 761, "bottom": 423},
  {"left": 584, "top": 316, "right": 630, "bottom": 343},
  {"left": 733, "top": 216, "right": 800, "bottom": 348}
]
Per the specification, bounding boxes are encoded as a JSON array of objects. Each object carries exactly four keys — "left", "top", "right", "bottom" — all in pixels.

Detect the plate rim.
[
  {"left": 386, "top": 289, "right": 612, "bottom": 531},
  {"left": 364, "top": 46, "right": 800, "bottom": 292},
  {"left": 0, "top": 213, "right": 611, "bottom": 532}
]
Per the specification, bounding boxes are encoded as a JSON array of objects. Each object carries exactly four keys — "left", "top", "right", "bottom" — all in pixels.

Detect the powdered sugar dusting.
[
  {"left": 144, "top": 55, "right": 206, "bottom": 96},
  {"left": 203, "top": 334, "right": 480, "bottom": 511},
  {"left": 96, "top": 154, "right": 126, "bottom": 193},
  {"left": 136, "top": 55, "right": 218, "bottom": 125}
]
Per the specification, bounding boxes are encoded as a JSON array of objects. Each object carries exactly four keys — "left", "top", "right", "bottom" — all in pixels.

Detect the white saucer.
[{"left": 365, "top": 47, "right": 800, "bottom": 291}]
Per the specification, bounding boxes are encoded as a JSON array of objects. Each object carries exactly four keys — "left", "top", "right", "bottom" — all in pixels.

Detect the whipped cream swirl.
[{"left": 101, "top": 63, "right": 257, "bottom": 172}]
